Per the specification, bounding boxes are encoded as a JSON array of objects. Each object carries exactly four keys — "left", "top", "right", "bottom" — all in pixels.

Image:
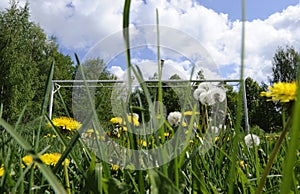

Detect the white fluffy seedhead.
[
  {"left": 244, "top": 134, "right": 260, "bottom": 148},
  {"left": 167, "top": 111, "right": 182, "bottom": 127}
]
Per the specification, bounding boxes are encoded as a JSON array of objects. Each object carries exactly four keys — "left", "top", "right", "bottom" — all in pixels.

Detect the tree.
[
  {"left": 0, "top": 2, "right": 74, "bottom": 122},
  {"left": 258, "top": 82, "right": 282, "bottom": 131},
  {"left": 270, "top": 45, "right": 300, "bottom": 83},
  {"left": 245, "top": 77, "right": 261, "bottom": 126},
  {"left": 161, "top": 74, "right": 181, "bottom": 115},
  {"left": 266, "top": 45, "right": 299, "bottom": 124},
  {"left": 245, "top": 77, "right": 282, "bottom": 132},
  {"left": 169, "top": 74, "right": 181, "bottom": 80},
  {"left": 77, "top": 58, "right": 116, "bottom": 127},
  {"left": 225, "top": 84, "right": 238, "bottom": 125},
  {"left": 196, "top": 70, "right": 205, "bottom": 80}
]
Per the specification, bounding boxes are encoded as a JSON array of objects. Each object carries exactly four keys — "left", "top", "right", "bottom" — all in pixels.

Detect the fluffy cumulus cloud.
[
  {"left": 1, "top": 1, "right": 300, "bottom": 82},
  {"left": 1, "top": 0, "right": 124, "bottom": 50}
]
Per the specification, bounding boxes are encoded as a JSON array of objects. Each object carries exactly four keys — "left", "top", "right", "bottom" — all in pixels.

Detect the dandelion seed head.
[
  {"left": 244, "top": 134, "right": 260, "bottom": 148},
  {"left": 193, "top": 82, "right": 226, "bottom": 105},
  {"left": 167, "top": 111, "right": 182, "bottom": 127},
  {"left": 210, "top": 87, "right": 226, "bottom": 103}
]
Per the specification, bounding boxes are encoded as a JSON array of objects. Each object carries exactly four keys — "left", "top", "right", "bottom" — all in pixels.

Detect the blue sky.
[
  {"left": 1, "top": 0, "right": 300, "bottom": 82},
  {"left": 198, "top": 0, "right": 299, "bottom": 20}
]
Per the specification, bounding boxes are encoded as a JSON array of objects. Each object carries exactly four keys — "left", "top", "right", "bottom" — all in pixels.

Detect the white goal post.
[{"left": 48, "top": 79, "right": 249, "bottom": 133}]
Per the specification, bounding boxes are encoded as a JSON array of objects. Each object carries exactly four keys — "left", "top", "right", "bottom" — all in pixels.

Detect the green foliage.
[
  {"left": 270, "top": 45, "right": 300, "bottom": 83},
  {"left": 148, "top": 169, "right": 181, "bottom": 194},
  {"left": 245, "top": 77, "right": 282, "bottom": 132},
  {"left": 129, "top": 73, "right": 187, "bottom": 122},
  {"left": 225, "top": 84, "right": 238, "bottom": 123},
  {"left": 196, "top": 69, "right": 205, "bottom": 80},
  {"left": 0, "top": 2, "right": 74, "bottom": 122},
  {"left": 79, "top": 57, "right": 116, "bottom": 128}
]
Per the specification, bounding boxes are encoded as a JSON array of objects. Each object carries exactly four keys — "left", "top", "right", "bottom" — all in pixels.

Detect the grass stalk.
[
  {"left": 228, "top": 0, "right": 246, "bottom": 192},
  {"left": 255, "top": 117, "right": 291, "bottom": 194}
]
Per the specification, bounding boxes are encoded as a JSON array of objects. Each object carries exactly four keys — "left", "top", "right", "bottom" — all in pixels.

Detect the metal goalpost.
[{"left": 48, "top": 79, "right": 249, "bottom": 133}]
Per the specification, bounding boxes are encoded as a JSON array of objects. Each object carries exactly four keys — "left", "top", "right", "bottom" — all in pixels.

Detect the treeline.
[{"left": 1, "top": 2, "right": 299, "bottom": 133}]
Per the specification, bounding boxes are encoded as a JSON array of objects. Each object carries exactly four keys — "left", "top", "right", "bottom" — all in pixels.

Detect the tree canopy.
[
  {"left": 270, "top": 45, "right": 300, "bottom": 83},
  {"left": 0, "top": 2, "right": 74, "bottom": 122}
]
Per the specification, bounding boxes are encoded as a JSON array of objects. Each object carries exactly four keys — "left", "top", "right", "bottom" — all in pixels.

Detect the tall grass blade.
[
  {"left": 123, "top": 0, "right": 132, "bottom": 88},
  {"left": 228, "top": 0, "right": 246, "bottom": 192},
  {"left": 36, "top": 163, "right": 67, "bottom": 194},
  {"left": 0, "top": 103, "right": 3, "bottom": 118},
  {"left": 148, "top": 169, "right": 181, "bottom": 194},
  {"left": 255, "top": 117, "right": 292, "bottom": 194},
  {"left": 280, "top": 66, "right": 300, "bottom": 193},
  {"left": 95, "top": 163, "right": 103, "bottom": 194},
  {"left": 0, "top": 118, "right": 33, "bottom": 153},
  {"left": 35, "top": 61, "right": 55, "bottom": 152}
]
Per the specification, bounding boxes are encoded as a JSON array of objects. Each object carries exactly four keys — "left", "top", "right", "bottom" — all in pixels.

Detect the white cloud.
[
  {"left": 109, "top": 66, "right": 125, "bottom": 79},
  {"left": 26, "top": 0, "right": 123, "bottom": 50},
  {"left": 1, "top": 1, "right": 300, "bottom": 83}
]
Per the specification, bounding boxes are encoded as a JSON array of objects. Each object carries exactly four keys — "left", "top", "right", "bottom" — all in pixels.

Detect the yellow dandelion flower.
[
  {"left": 0, "top": 164, "right": 4, "bottom": 177},
  {"left": 110, "top": 116, "right": 139, "bottom": 126},
  {"left": 86, "top": 129, "right": 99, "bottom": 135},
  {"left": 44, "top": 133, "right": 57, "bottom": 138},
  {"left": 136, "top": 139, "right": 147, "bottom": 147},
  {"left": 183, "top": 111, "right": 200, "bottom": 116},
  {"left": 40, "top": 153, "right": 69, "bottom": 166},
  {"left": 260, "top": 82, "right": 297, "bottom": 102},
  {"left": 22, "top": 153, "right": 70, "bottom": 167},
  {"left": 238, "top": 160, "right": 248, "bottom": 170},
  {"left": 265, "top": 135, "right": 272, "bottom": 140},
  {"left": 49, "top": 116, "right": 81, "bottom": 132},
  {"left": 182, "top": 122, "right": 187, "bottom": 127},
  {"left": 83, "top": 129, "right": 101, "bottom": 139},
  {"left": 106, "top": 131, "right": 111, "bottom": 137},
  {"left": 22, "top": 155, "right": 33, "bottom": 166},
  {"left": 111, "top": 164, "right": 119, "bottom": 171},
  {"left": 215, "top": 136, "right": 220, "bottom": 142},
  {"left": 239, "top": 160, "right": 245, "bottom": 169},
  {"left": 127, "top": 115, "right": 139, "bottom": 126},
  {"left": 110, "top": 117, "right": 124, "bottom": 125},
  {"left": 142, "top": 140, "right": 147, "bottom": 147}
]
